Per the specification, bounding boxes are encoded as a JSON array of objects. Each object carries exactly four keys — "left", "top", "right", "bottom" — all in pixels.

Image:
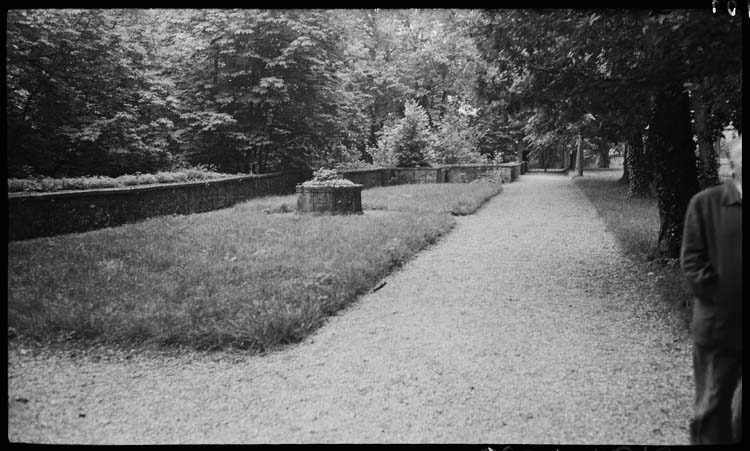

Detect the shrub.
[
  {"left": 428, "top": 103, "right": 484, "bottom": 166},
  {"left": 7, "top": 178, "right": 39, "bottom": 192},
  {"left": 7, "top": 167, "right": 238, "bottom": 193},
  {"left": 368, "top": 100, "right": 433, "bottom": 168},
  {"left": 120, "top": 175, "right": 140, "bottom": 186},
  {"left": 300, "top": 168, "right": 357, "bottom": 187},
  {"left": 83, "top": 176, "right": 119, "bottom": 190},
  {"left": 137, "top": 174, "right": 158, "bottom": 185}
]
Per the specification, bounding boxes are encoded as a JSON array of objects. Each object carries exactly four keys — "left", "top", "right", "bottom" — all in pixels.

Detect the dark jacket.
[{"left": 681, "top": 181, "right": 742, "bottom": 350}]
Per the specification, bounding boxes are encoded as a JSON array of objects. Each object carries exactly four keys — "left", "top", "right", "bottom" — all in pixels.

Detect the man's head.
[{"left": 728, "top": 139, "right": 742, "bottom": 185}]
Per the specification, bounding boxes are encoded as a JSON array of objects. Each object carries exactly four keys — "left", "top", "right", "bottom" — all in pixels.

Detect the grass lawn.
[
  {"left": 573, "top": 169, "right": 692, "bottom": 329},
  {"left": 363, "top": 181, "right": 502, "bottom": 216},
  {"left": 8, "top": 181, "right": 503, "bottom": 352}
]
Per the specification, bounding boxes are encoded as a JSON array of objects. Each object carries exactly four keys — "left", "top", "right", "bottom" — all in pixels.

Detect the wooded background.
[{"left": 6, "top": 9, "right": 743, "bottom": 256}]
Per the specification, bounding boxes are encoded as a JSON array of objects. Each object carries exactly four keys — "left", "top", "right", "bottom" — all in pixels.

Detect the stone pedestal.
[{"left": 296, "top": 185, "right": 363, "bottom": 214}]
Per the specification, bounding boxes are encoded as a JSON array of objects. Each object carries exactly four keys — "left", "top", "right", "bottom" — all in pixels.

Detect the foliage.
[
  {"left": 427, "top": 100, "right": 484, "bottom": 165},
  {"left": 163, "top": 9, "right": 350, "bottom": 173},
  {"left": 6, "top": 8, "right": 741, "bottom": 232},
  {"left": 6, "top": 10, "right": 181, "bottom": 178},
  {"left": 300, "top": 168, "right": 357, "bottom": 187},
  {"left": 6, "top": 9, "right": 502, "bottom": 177},
  {"left": 368, "top": 100, "right": 433, "bottom": 167},
  {"left": 8, "top": 166, "right": 235, "bottom": 193},
  {"left": 474, "top": 9, "right": 742, "bottom": 257},
  {"left": 334, "top": 10, "right": 486, "bottom": 150}
]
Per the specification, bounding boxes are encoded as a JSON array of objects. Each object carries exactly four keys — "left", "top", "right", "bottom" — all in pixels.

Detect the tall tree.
[
  {"left": 334, "top": 9, "right": 487, "bottom": 160},
  {"left": 474, "top": 9, "right": 741, "bottom": 258},
  {"left": 6, "top": 9, "right": 180, "bottom": 177},
  {"left": 638, "top": 9, "right": 741, "bottom": 257},
  {"left": 164, "top": 9, "right": 348, "bottom": 173}
]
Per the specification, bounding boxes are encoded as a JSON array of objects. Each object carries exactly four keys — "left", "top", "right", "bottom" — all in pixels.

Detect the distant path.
[{"left": 8, "top": 172, "right": 694, "bottom": 444}]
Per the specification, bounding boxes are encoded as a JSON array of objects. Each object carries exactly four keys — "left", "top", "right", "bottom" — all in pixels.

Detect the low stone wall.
[
  {"left": 337, "top": 168, "right": 385, "bottom": 188},
  {"left": 341, "top": 163, "right": 523, "bottom": 187},
  {"left": 499, "top": 162, "right": 522, "bottom": 182},
  {"left": 8, "top": 170, "right": 309, "bottom": 241},
  {"left": 444, "top": 165, "right": 502, "bottom": 183},
  {"left": 383, "top": 167, "right": 444, "bottom": 185},
  {"left": 8, "top": 163, "right": 522, "bottom": 241}
]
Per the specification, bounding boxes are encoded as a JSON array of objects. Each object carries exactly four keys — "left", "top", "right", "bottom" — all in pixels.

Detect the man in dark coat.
[{"left": 681, "top": 139, "right": 742, "bottom": 444}]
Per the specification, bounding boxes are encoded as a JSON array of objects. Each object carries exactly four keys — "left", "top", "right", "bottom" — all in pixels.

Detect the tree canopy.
[
  {"left": 6, "top": 9, "right": 742, "bottom": 256},
  {"left": 473, "top": 8, "right": 742, "bottom": 257}
]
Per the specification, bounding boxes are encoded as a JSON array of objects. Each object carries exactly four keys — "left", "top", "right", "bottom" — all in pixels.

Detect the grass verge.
[
  {"left": 8, "top": 181, "right": 502, "bottom": 352},
  {"left": 363, "top": 180, "right": 504, "bottom": 216},
  {"left": 572, "top": 169, "right": 692, "bottom": 331}
]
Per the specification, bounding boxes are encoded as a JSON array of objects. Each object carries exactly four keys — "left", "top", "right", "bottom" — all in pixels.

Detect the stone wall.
[
  {"left": 444, "top": 165, "right": 503, "bottom": 183},
  {"left": 340, "top": 163, "right": 522, "bottom": 187},
  {"left": 383, "top": 167, "right": 444, "bottom": 185},
  {"left": 8, "top": 163, "right": 522, "bottom": 241},
  {"left": 336, "top": 168, "right": 385, "bottom": 188},
  {"left": 8, "top": 170, "right": 309, "bottom": 241},
  {"left": 500, "top": 162, "right": 522, "bottom": 182}
]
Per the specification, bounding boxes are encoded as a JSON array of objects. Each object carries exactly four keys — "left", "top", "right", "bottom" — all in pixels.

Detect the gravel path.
[{"left": 8, "top": 172, "right": 694, "bottom": 444}]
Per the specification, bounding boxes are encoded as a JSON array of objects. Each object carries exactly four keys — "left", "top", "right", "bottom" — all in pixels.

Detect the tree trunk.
[
  {"left": 596, "top": 140, "right": 610, "bottom": 168},
  {"left": 647, "top": 88, "right": 700, "bottom": 259},
  {"left": 368, "top": 105, "right": 378, "bottom": 147},
  {"left": 619, "top": 143, "right": 630, "bottom": 184},
  {"left": 257, "top": 146, "right": 264, "bottom": 173},
  {"left": 626, "top": 130, "right": 652, "bottom": 198},
  {"left": 575, "top": 134, "right": 583, "bottom": 176},
  {"left": 690, "top": 88, "right": 720, "bottom": 190}
]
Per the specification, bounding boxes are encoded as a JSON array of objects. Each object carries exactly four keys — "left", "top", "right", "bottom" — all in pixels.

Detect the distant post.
[{"left": 576, "top": 133, "right": 583, "bottom": 176}]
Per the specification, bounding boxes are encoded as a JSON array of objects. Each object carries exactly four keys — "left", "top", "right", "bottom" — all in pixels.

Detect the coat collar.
[{"left": 722, "top": 181, "right": 742, "bottom": 206}]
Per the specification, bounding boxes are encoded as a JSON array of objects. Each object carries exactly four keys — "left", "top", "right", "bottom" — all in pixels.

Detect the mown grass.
[
  {"left": 363, "top": 179, "right": 505, "bottom": 216},
  {"left": 8, "top": 181, "right": 502, "bottom": 352},
  {"left": 573, "top": 169, "right": 692, "bottom": 326}
]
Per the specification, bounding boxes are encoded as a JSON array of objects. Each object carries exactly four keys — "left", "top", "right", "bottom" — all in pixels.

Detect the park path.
[{"left": 8, "top": 172, "right": 694, "bottom": 444}]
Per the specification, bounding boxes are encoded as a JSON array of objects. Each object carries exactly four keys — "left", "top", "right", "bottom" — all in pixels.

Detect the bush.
[
  {"left": 301, "top": 168, "right": 357, "bottom": 187},
  {"left": 7, "top": 167, "right": 238, "bottom": 193},
  {"left": 120, "top": 175, "right": 140, "bottom": 186},
  {"left": 428, "top": 102, "right": 484, "bottom": 166},
  {"left": 368, "top": 100, "right": 433, "bottom": 168}
]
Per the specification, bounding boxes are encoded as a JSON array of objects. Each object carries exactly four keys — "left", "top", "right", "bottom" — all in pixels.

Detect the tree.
[
  {"left": 625, "top": 129, "right": 653, "bottom": 197},
  {"left": 638, "top": 9, "right": 741, "bottom": 257},
  {"left": 647, "top": 88, "right": 700, "bottom": 257},
  {"left": 473, "top": 9, "right": 741, "bottom": 258},
  {"left": 7, "top": 9, "right": 498, "bottom": 177},
  {"left": 163, "top": 9, "right": 348, "bottom": 173},
  {"left": 428, "top": 99, "right": 483, "bottom": 165},
  {"left": 368, "top": 100, "right": 433, "bottom": 167},
  {"left": 6, "top": 9, "right": 181, "bottom": 177},
  {"left": 333, "top": 9, "right": 486, "bottom": 162}
]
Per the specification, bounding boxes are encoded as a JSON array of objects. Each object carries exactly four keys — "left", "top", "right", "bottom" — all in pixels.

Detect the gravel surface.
[{"left": 8, "top": 172, "right": 694, "bottom": 444}]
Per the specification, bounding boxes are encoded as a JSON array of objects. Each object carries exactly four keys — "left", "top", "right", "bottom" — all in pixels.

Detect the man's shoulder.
[{"left": 691, "top": 184, "right": 729, "bottom": 204}]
